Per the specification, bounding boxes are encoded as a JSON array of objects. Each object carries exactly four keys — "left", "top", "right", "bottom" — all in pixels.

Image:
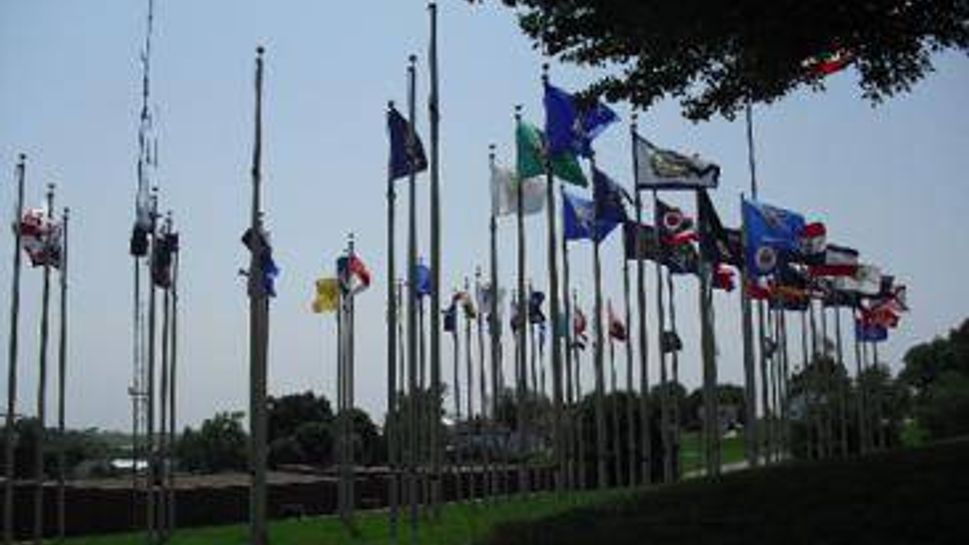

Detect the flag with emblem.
[
  {"left": 543, "top": 82, "right": 619, "bottom": 158},
  {"left": 516, "top": 120, "right": 587, "bottom": 186},
  {"left": 388, "top": 104, "right": 428, "bottom": 181},
  {"left": 633, "top": 134, "right": 719, "bottom": 190},
  {"left": 742, "top": 198, "right": 805, "bottom": 277},
  {"left": 312, "top": 277, "right": 340, "bottom": 313}
]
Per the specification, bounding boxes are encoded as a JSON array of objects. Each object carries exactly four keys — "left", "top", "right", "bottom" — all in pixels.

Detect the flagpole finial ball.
[
  {"left": 388, "top": 100, "right": 395, "bottom": 109},
  {"left": 256, "top": 46, "right": 264, "bottom": 56},
  {"left": 409, "top": 54, "right": 417, "bottom": 64},
  {"left": 428, "top": 1, "right": 437, "bottom": 9},
  {"left": 18, "top": 153, "right": 26, "bottom": 161}
]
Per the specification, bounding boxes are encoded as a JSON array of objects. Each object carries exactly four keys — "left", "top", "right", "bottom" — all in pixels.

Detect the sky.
[{"left": 1, "top": 1, "right": 967, "bottom": 432}]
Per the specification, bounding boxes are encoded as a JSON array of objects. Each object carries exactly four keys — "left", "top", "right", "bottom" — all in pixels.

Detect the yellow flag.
[{"left": 312, "top": 278, "right": 340, "bottom": 313}]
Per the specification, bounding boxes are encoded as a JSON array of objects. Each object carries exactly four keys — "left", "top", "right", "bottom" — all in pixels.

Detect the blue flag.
[
  {"left": 544, "top": 83, "right": 619, "bottom": 158},
  {"left": 415, "top": 261, "right": 432, "bottom": 298},
  {"left": 562, "top": 191, "right": 621, "bottom": 243},
  {"left": 592, "top": 167, "right": 629, "bottom": 224},
  {"left": 742, "top": 198, "right": 805, "bottom": 277},
  {"left": 387, "top": 105, "right": 428, "bottom": 181},
  {"left": 855, "top": 319, "right": 888, "bottom": 342},
  {"left": 528, "top": 290, "right": 546, "bottom": 324}
]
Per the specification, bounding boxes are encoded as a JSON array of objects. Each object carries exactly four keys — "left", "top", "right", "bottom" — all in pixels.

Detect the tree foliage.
[
  {"left": 485, "top": 0, "right": 969, "bottom": 120},
  {"left": 901, "top": 318, "right": 969, "bottom": 439},
  {"left": 176, "top": 411, "right": 248, "bottom": 473}
]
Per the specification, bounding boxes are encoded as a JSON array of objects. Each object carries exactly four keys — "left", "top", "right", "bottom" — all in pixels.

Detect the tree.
[
  {"left": 267, "top": 391, "right": 333, "bottom": 443},
  {"left": 176, "top": 411, "right": 248, "bottom": 473},
  {"left": 900, "top": 318, "right": 969, "bottom": 440},
  {"left": 483, "top": 0, "right": 969, "bottom": 120}
]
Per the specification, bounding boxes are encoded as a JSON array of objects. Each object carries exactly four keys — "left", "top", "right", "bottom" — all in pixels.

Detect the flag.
[
  {"left": 516, "top": 120, "right": 587, "bottom": 186},
  {"left": 808, "top": 244, "right": 859, "bottom": 277},
  {"left": 833, "top": 264, "right": 882, "bottom": 296},
  {"left": 798, "top": 221, "right": 826, "bottom": 257},
  {"left": 491, "top": 162, "right": 546, "bottom": 217},
  {"left": 130, "top": 186, "right": 151, "bottom": 257},
  {"left": 453, "top": 291, "right": 477, "bottom": 319},
  {"left": 444, "top": 301, "right": 457, "bottom": 332},
  {"left": 607, "top": 300, "right": 627, "bottom": 341},
  {"left": 562, "top": 191, "right": 621, "bottom": 243},
  {"left": 543, "top": 83, "right": 618, "bottom": 158},
  {"left": 592, "top": 167, "right": 629, "bottom": 224},
  {"left": 746, "top": 278, "right": 772, "bottom": 301},
  {"left": 664, "top": 243, "right": 700, "bottom": 275},
  {"left": 572, "top": 306, "right": 588, "bottom": 351},
  {"left": 415, "top": 261, "right": 432, "bottom": 298},
  {"left": 151, "top": 232, "right": 178, "bottom": 288},
  {"left": 337, "top": 254, "right": 372, "bottom": 296},
  {"left": 742, "top": 198, "right": 805, "bottom": 276},
  {"left": 661, "top": 331, "right": 682, "bottom": 353},
  {"left": 622, "top": 221, "right": 660, "bottom": 261},
  {"left": 312, "top": 277, "right": 340, "bottom": 313},
  {"left": 655, "top": 198, "right": 694, "bottom": 244},
  {"left": 242, "top": 227, "right": 279, "bottom": 297},
  {"left": 855, "top": 319, "right": 888, "bottom": 342},
  {"left": 820, "top": 279, "right": 860, "bottom": 308},
  {"left": 697, "top": 189, "right": 740, "bottom": 266},
  {"left": 388, "top": 105, "right": 428, "bottom": 181},
  {"left": 19, "top": 209, "right": 63, "bottom": 269},
  {"left": 713, "top": 264, "right": 736, "bottom": 292},
  {"left": 633, "top": 134, "right": 719, "bottom": 190},
  {"left": 803, "top": 49, "right": 854, "bottom": 77},
  {"left": 528, "top": 290, "right": 546, "bottom": 324}
]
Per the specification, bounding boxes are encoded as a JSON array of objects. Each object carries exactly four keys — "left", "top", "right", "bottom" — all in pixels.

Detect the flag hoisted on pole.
[
  {"left": 513, "top": 105, "right": 530, "bottom": 495},
  {"left": 32, "top": 184, "right": 56, "bottom": 544},
  {"left": 404, "top": 53, "right": 421, "bottom": 539},
  {"left": 3, "top": 154, "right": 27, "bottom": 545},
  {"left": 427, "top": 2, "right": 444, "bottom": 518},
  {"left": 247, "top": 45, "right": 270, "bottom": 545},
  {"left": 629, "top": 115, "right": 652, "bottom": 486}
]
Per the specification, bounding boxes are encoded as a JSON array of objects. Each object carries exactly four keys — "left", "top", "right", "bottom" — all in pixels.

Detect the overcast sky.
[{"left": 1, "top": 1, "right": 967, "bottom": 432}]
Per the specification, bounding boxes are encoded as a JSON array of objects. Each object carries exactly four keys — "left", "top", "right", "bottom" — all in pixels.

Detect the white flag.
[
  {"left": 634, "top": 134, "right": 719, "bottom": 190},
  {"left": 490, "top": 163, "right": 545, "bottom": 217}
]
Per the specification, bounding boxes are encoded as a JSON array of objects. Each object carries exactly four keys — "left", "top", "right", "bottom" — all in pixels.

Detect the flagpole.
[
  {"left": 347, "top": 234, "right": 358, "bottom": 518},
  {"left": 800, "top": 309, "right": 814, "bottom": 459},
  {"left": 474, "top": 268, "right": 490, "bottom": 498},
  {"left": 167, "top": 228, "right": 179, "bottom": 534},
  {"left": 33, "top": 183, "right": 55, "bottom": 544},
  {"left": 450, "top": 294, "right": 462, "bottom": 502},
  {"left": 539, "top": 65, "right": 566, "bottom": 493},
  {"left": 780, "top": 309, "right": 791, "bottom": 458},
  {"left": 853, "top": 310, "right": 866, "bottom": 456},
  {"left": 744, "top": 104, "right": 764, "bottom": 469},
  {"left": 665, "top": 269, "right": 682, "bottom": 481},
  {"left": 572, "top": 290, "right": 586, "bottom": 489},
  {"left": 591, "top": 156, "right": 608, "bottom": 490},
  {"left": 54, "top": 205, "right": 69, "bottom": 541},
  {"left": 247, "top": 45, "right": 270, "bottom": 545},
  {"left": 513, "top": 105, "right": 529, "bottom": 496},
  {"left": 650, "top": 191, "right": 672, "bottom": 483},
  {"left": 622, "top": 246, "right": 636, "bottom": 486},
  {"left": 145, "top": 187, "right": 159, "bottom": 543},
  {"left": 426, "top": 1, "right": 444, "bottom": 517},
  {"left": 766, "top": 307, "right": 778, "bottom": 462},
  {"left": 487, "top": 144, "right": 502, "bottom": 498},
  {"left": 697, "top": 256, "right": 719, "bottom": 478},
  {"left": 834, "top": 305, "right": 848, "bottom": 458},
  {"left": 3, "top": 154, "right": 26, "bottom": 545},
  {"left": 385, "top": 100, "right": 400, "bottom": 545},
  {"left": 819, "top": 302, "right": 831, "bottom": 458},
  {"left": 630, "top": 116, "right": 652, "bottom": 486},
  {"left": 871, "top": 340, "right": 884, "bottom": 450},
  {"left": 404, "top": 53, "right": 420, "bottom": 543},
  {"left": 158, "top": 213, "right": 171, "bottom": 537},
  {"left": 808, "top": 301, "right": 822, "bottom": 458},
  {"left": 608, "top": 310, "right": 620, "bottom": 487},
  {"left": 463, "top": 277, "right": 476, "bottom": 500},
  {"left": 559, "top": 185, "right": 575, "bottom": 491}
]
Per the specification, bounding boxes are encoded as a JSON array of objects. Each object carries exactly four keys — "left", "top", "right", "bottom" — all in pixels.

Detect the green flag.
[{"left": 516, "top": 120, "right": 587, "bottom": 187}]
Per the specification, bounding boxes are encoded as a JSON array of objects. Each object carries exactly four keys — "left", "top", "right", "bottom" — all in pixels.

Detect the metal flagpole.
[
  {"left": 630, "top": 116, "right": 652, "bottom": 486},
  {"left": 426, "top": 1, "right": 444, "bottom": 517},
  {"left": 4, "top": 154, "right": 27, "bottom": 545},
  {"left": 834, "top": 305, "right": 848, "bottom": 457},
  {"left": 622, "top": 248, "right": 636, "bottom": 487},
  {"left": 463, "top": 277, "right": 475, "bottom": 500},
  {"left": 800, "top": 310, "right": 814, "bottom": 459},
  {"left": 572, "top": 291, "right": 586, "bottom": 489},
  {"left": 540, "top": 65, "right": 566, "bottom": 493},
  {"left": 404, "top": 54, "right": 420, "bottom": 543},
  {"left": 871, "top": 341, "right": 885, "bottom": 450},
  {"left": 590, "top": 156, "right": 608, "bottom": 490},
  {"left": 33, "top": 184, "right": 56, "bottom": 545},
  {"left": 650, "top": 191, "right": 672, "bottom": 483},
  {"left": 145, "top": 187, "right": 159, "bottom": 544},
  {"left": 487, "top": 145, "right": 503, "bottom": 498},
  {"left": 819, "top": 303, "right": 832, "bottom": 458},
  {"left": 852, "top": 310, "right": 866, "bottom": 455},
  {"left": 55, "top": 206, "right": 69, "bottom": 541},
  {"left": 385, "top": 100, "right": 400, "bottom": 545},
  {"left": 697, "top": 255, "right": 719, "bottom": 478},
  {"left": 560, "top": 186, "right": 575, "bottom": 491},
  {"left": 347, "top": 235, "right": 358, "bottom": 518},
  {"left": 513, "top": 106, "right": 529, "bottom": 496},
  {"left": 744, "top": 104, "right": 764, "bottom": 468},
  {"left": 779, "top": 310, "right": 791, "bottom": 458},
  {"left": 336, "top": 260, "right": 346, "bottom": 520},
  {"left": 450, "top": 297, "right": 462, "bottom": 502},
  {"left": 474, "top": 268, "right": 490, "bottom": 498},
  {"left": 808, "top": 301, "right": 823, "bottom": 458},
  {"left": 167, "top": 230, "right": 179, "bottom": 535},
  {"left": 247, "top": 46, "right": 270, "bottom": 545},
  {"left": 157, "top": 214, "right": 171, "bottom": 538},
  {"left": 665, "top": 270, "right": 682, "bottom": 481},
  {"left": 608, "top": 312, "right": 620, "bottom": 487}
]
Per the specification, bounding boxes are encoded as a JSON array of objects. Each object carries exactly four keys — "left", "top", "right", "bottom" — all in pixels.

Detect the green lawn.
[
  {"left": 678, "top": 429, "right": 745, "bottom": 474},
  {"left": 64, "top": 489, "right": 632, "bottom": 545},
  {"left": 485, "top": 439, "right": 969, "bottom": 545}
]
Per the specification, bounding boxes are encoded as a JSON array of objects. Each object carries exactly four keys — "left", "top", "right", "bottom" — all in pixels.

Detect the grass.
[
  {"left": 64, "top": 489, "right": 632, "bottom": 545},
  {"left": 678, "top": 429, "right": 746, "bottom": 474},
  {"left": 485, "top": 438, "right": 969, "bottom": 545}
]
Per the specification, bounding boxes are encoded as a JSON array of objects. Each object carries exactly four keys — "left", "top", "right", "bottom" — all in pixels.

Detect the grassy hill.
[{"left": 485, "top": 439, "right": 969, "bottom": 545}]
